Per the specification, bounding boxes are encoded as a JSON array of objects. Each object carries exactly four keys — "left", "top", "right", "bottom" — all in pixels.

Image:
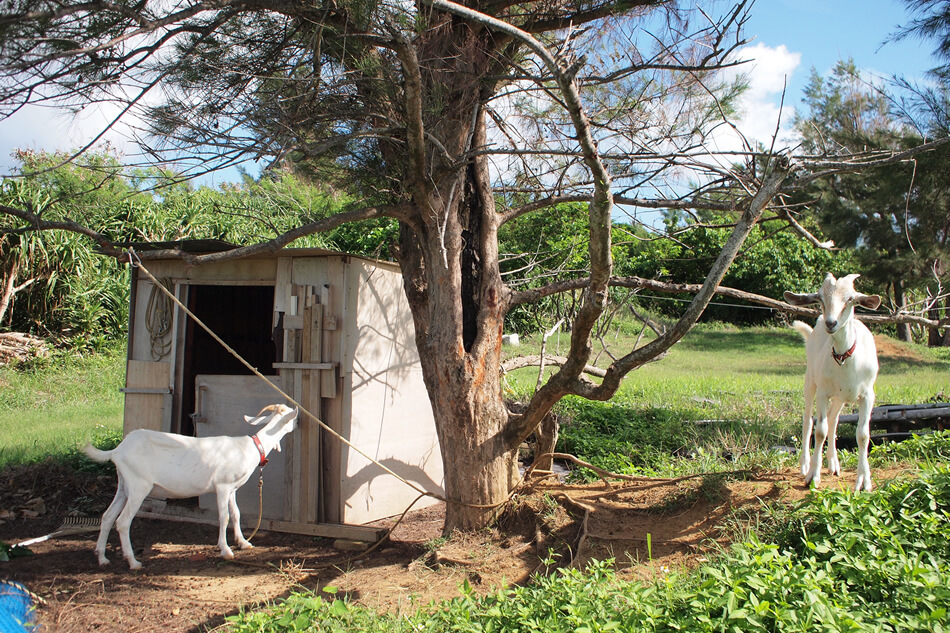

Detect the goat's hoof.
[
  {"left": 237, "top": 541, "right": 254, "bottom": 550},
  {"left": 128, "top": 561, "right": 143, "bottom": 571},
  {"left": 98, "top": 558, "right": 110, "bottom": 567},
  {"left": 221, "top": 549, "right": 235, "bottom": 560},
  {"left": 828, "top": 458, "right": 841, "bottom": 476},
  {"left": 854, "top": 476, "right": 873, "bottom": 492}
]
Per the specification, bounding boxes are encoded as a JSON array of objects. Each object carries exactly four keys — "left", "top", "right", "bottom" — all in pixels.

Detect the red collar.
[
  {"left": 252, "top": 435, "right": 268, "bottom": 467},
  {"left": 832, "top": 340, "right": 857, "bottom": 365}
]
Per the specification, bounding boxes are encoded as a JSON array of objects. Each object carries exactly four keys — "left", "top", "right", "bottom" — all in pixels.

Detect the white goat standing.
[
  {"left": 784, "top": 274, "right": 881, "bottom": 492},
  {"left": 83, "top": 404, "right": 298, "bottom": 570}
]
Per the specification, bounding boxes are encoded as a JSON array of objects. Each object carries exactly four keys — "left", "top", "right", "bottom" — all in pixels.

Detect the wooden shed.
[{"left": 122, "top": 243, "right": 444, "bottom": 540}]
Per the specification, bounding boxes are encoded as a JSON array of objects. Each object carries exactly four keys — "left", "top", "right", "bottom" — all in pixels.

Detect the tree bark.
[
  {"left": 0, "top": 259, "right": 38, "bottom": 326},
  {"left": 894, "top": 279, "right": 912, "bottom": 342},
  {"left": 393, "top": 90, "right": 518, "bottom": 531}
]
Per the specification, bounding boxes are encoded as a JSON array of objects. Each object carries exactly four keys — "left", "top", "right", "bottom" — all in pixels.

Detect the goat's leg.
[
  {"left": 825, "top": 399, "right": 846, "bottom": 477},
  {"left": 214, "top": 487, "right": 236, "bottom": 559},
  {"left": 114, "top": 482, "right": 150, "bottom": 570},
  {"left": 96, "top": 478, "right": 128, "bottom": 566},
  {"left": 800, "top": 379, "right": 816, "bottom": 477},
  {"left": 229, "top": 489, "right": 253, "bottom": 550},
  {"left": 805, "top": 396, "right": 831, "bottom": 487},
  {"left": 854, "top": 390, "right": 875, "bottom": 492}
]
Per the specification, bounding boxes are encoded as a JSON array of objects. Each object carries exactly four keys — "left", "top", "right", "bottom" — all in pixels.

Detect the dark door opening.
[{"left": 179, "top": 284, "right": 277, "bottom": 436}]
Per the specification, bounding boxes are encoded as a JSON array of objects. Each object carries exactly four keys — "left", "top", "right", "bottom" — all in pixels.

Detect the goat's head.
[
  {"left": 244, "top": 404, "right": 298, "bottom": 451},
  {"left": 784, "top": 273, "right": 882, "bottom": 334}
]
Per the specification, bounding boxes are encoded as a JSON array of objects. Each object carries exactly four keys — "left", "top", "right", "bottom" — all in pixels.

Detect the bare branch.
[{"left": 503, "top": 353, "right": 605, "bottom": 378}]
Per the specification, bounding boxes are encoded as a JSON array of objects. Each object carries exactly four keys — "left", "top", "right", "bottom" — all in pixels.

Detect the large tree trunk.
[
  {"left": 404, "top": 195, "right": 517, "bottom": 531},
  {"left": 426, "top": 361, "right": 517, "bottom": 532},
  {"left": 394, "top": 93, "right": 519, "bottom": 531}
]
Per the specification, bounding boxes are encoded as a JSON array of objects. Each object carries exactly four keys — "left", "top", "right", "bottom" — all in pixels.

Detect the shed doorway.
[{"left": 176, "top": 284, "right": 277, "bottom": 436}]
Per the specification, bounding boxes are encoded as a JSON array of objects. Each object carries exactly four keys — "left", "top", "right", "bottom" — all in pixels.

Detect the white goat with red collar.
[
  {"left": 83, "top": 404, "right": 298, "bottom": 570},
  {"left": 785, "top": 274, "right": 881, "bottom": 492}
]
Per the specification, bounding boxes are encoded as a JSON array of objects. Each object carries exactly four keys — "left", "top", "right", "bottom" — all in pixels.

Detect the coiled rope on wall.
[{"left": 145, "top": 276, "right": 173, "bottom": 360}]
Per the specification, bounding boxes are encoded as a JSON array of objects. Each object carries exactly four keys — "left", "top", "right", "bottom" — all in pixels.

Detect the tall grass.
[
  {"left": 0, "top": 344, "right": 125, "bottom": 466},
  {"left": 505, "top": 323, "right": 950, "bottom": 478}
]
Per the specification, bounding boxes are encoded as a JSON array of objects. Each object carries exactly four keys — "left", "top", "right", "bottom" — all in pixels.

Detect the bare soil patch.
[
  {"left": 1, "top": 462, "right": 912, "bottom": 632},
  {"left": 874, "top": 334, "right": 927, "bottom": 362}
]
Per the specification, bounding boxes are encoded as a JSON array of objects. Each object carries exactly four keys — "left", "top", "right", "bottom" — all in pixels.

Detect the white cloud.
[
  {"left": 711, "top": 43, "right": 803, "bottom": 156},
  {"left": 0, "top": 100, "right": 141, "bottom": 174}
]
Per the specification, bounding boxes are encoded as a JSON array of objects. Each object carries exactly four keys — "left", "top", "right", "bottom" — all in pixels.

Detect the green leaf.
[{"left": 330, "top": 599, "right": 348, "bottom": 617}]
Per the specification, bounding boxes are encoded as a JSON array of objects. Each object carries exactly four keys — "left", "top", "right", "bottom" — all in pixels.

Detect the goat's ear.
[
  {"left": 244, "top": 413, "right": 269, "bottom": 426},
  {"left": 784, "top": 291, "right": 819, "bottom": 306},
  {"left": 857, "top": 293, "right": 882, "bottom": 310}
]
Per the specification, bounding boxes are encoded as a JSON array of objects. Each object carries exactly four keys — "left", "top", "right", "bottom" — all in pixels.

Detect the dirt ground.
[{"left": 0, "top": 462, "right": 912, "bottom": 633}]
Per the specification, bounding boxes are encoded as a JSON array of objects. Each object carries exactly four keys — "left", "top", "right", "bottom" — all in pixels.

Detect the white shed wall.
[{"left": 339, "top": 261, "right": 444, "bottom": 524}]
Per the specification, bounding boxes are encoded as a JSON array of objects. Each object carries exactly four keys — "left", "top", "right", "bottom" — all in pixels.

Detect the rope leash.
[{"left": 247, "top": 473, "right": 265, "bottom": 542}]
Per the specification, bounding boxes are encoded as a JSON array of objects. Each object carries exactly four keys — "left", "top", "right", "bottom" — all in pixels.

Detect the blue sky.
[
  {"left": 710, "top": 0, "right": 935, "bottom": 155},
  {"left": 746, "top": 0, "right": 926, "bottom": 98},
  {"left": 0, "top": 0, "right": 938, "bottom": 180}
]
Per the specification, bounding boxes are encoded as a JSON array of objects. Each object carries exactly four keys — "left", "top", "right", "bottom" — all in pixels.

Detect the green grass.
[
  {"left": 505, "top": 323, "right": 950, "bottom": 478},
  {"left": 2, "top": 321, "right": 946, "bottom": 474},
  {"left": 0, "top": 344, "right": 125, "bottom": 466}
]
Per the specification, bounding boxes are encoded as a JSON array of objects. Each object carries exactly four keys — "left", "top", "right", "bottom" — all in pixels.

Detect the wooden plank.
[
  {"left": 272, "top": 362, "right": 336, "bottom": 370},
  {"left": 292, "top": 368, "right": 304, "bottom": 524},
  {"left": 137, "top": 503, "right": 386, "bottom": 542},
  {"left": 300, "top": 368, "right": 313, "bottom": 523},
  {"left": 321, "top": 365, "right": 337, "bottom": 399},
  {"left": 300, "top": 301, "right": 317, "bottom": 524},
  {"left": 293, "top": 368, "right": 303, "bottom": 404},
  {"left": 283, "top": 327, "right": 298, "bottom": 363},
  {"left": 256, "top": 518, "right": 384, "bottom": 542},
  {"left": 125, "top": 360, "right": 170, "bottom": 389},
  {"left": 310, "top": 303, "right": 323, "bottom": 365},
  {"left": 320, "top": 284, "right": 331, "bottom": 364},
  {"left": 322, "top": 387, "right": 343, "bottom": 524},
  {"left": 123, "top": 360, "right": 170, "bottom": 434},
  {"left": 301, "top": 307, "right": 312, "bottom": 363},
  {"left": 281, "top": 369, "right": 300, "bottom": 523},
  {"left": 283, "top": 314, "right": 305, "bottom": 330},
  {"left": 308, "top": 375, "right": 322, "bottom": 523},
  {"left": 273, "top": 258, "right": 293, "bottom": 328}
]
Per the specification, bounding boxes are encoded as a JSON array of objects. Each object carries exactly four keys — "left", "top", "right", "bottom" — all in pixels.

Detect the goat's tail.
[
  {"left": 790, "top": 320, "right": 812, "bottom": 342},
  {"left": 82, "top": 444, "right": 114, "bottom": 463}
]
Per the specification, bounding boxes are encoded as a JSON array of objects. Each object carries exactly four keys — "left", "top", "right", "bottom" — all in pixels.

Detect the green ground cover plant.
[{"left": 223, "top": 434, "right": 950, "bottom": 633}]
